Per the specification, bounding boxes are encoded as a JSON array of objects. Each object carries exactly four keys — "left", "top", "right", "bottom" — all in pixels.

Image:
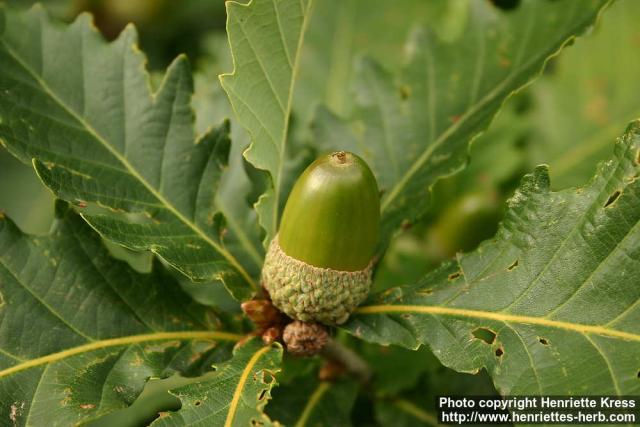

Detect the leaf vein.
[{"left": 0, "top": 38, "right": 257, "bottom": 290}]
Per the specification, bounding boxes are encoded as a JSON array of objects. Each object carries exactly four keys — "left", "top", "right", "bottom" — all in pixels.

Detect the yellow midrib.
[
  {"left": 356, "top": 305, "right": 640, "bottom": 342},
  {"left": 224, "top": 345, "right": 272, "bottom": 427},
  {"left": 294, "top": 382, "right": 330, "bottom": 427},
  {"left": 221, "top": 0, "right": 315, "bottom": 237},
  {"left": 0, "top": 331, "right": 242, "bottom": 378},
  {"left": 393, "top": 398, "right": 439, "bottom": 427},
  {"left": 273, "top": 0, "right": 315, "bottom": 234}
]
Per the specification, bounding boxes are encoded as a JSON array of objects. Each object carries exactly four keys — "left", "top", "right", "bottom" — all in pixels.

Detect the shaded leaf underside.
[
  {"left": 0, "top": 6, "right": 257, "bottom": 300},
  {"left": 220, "top": 0, "right": 314, "bottom": 244},
  {"left": 192, "top": 47, "right": 265, "bottom": 278}
]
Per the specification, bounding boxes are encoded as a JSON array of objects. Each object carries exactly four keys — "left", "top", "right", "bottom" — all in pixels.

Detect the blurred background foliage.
[{"left": 1, "top": 0, "right": 640, "bottom": 425}]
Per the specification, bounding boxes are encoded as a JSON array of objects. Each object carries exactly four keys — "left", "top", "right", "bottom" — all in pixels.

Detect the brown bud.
[
  {"left": 283, "top": 321, "right": 328, "bottom": 357},
  {"left": 261, "top": 326, "right": 281, "bottom": 345},
  {"left": 241, "top": 299, "right": 282, "bottom": 329},
  {"left": 318, "top": 359, "right": 346, "bottom": 381}
]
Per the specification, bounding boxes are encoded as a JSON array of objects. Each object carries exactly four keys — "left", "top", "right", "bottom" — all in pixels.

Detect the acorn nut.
[{"left": 261, "top": 151, "right": 380, "bottom": 325}]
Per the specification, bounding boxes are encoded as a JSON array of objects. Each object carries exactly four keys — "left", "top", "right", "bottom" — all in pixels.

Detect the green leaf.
[
  {"left": 374, "top": 351, "right": 498, "bottom": 427},
  {"left": 344, "top": 121, "right": 640, "bottom": 395},
  {"left": 89, "top": 374, "right": 201, "bottom": 427},
  {"left": 152, "top": 339, "right": 282, "bottom": 427},
  {"left": 361, "top": 345, "right": 434, "bottom": 397},
  {"left": 267, "top": 377, "right": 358, "bottom": 427},
  {"left": 373, "top": 234, "right": 437, "bottom": 293},
  {"left": 294, "top": 0, "right": 468, "bottom": 123},
  {"left": 0, "top": 204, "right": 241, "bottom": 426},
  {"left": 193, "top": 36, "right": 265, "bottom": 278},
  {"left": 0, "top": 5, "right": 258, "bottom": 299},
  {"left": 375, "top": 399, "right": 440, "bottom": 427},
  {"left": 312, "top": 0, "right": 610, "bottom": 247},
  {"left": 220, "top": 0, "right": 314, "bottom": 243},
  {"left": 0, "top": 148, "right": 54, "bottom": 235},
  {"left": 429, "top": 98, "right": 531, "bottom": 212},
  {"left": 529, "top": 0, "right": 640, "bottom": 189}
]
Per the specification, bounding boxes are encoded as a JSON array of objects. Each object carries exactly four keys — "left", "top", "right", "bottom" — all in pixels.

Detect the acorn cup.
[{"left": 261, "top": 151, "right": 380, "bottom": 325}]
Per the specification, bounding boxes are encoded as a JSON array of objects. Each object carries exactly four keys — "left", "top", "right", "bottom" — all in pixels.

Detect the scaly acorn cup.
[{"left": 261, "top": 151, "right": 380, "bottom": 325}]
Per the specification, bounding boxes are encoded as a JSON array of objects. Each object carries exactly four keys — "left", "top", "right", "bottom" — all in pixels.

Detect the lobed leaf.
[
  {"left": 344, "top": 121, "right": 640, "bottom": 395},
  {"left": 220, "top": 0, "right": 314, "bottom": 244},
  {"left": 0, "top": 5, "right": 258, "bottom": 300},
  {"left": 0, "top": 204, "right": 241, "bottom": 426},
  {"left": 152, "top": 339, "right": 282, "bottom": 427},
  {"left": 313, "top": 0, "right": 611, "bottom": 248},
  {"left": 192, "top": 38, "right": 265, "bottom": 279}
]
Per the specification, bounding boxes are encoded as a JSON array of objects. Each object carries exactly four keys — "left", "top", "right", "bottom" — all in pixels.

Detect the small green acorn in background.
[{"left": 262, "top": 151, "right": 380, "bottom": 325}]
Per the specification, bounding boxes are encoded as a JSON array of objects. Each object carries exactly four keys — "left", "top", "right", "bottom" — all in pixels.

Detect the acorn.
[{"left": 261, "top": 151, "right": 380, "bottom": 325}]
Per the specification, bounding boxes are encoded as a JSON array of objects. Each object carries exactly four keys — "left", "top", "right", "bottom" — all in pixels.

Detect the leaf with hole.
[
  {"left": 151, "top": 339, "right": 282, "bottom": 427},
  {"left": 344, "top": 122, "right": 640, "bottom": 395},
  {"left": 0, "top": 204, "right": 240, "bottom": 425}
]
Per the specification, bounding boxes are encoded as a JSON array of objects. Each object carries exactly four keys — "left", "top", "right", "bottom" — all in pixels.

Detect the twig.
[{"left": 321, "top": 338, "right": 372, "bottom": 384}]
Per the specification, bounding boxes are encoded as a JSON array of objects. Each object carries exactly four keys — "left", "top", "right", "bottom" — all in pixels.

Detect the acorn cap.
[
  {"left": 279, "top": 151, "right": 379, "bottom": 271},
  {"left": 261, "top": 151, "right": 380, "bottom": 325},
  {"left": 262, "top": 236, "right": 373, "bottom": 324}
]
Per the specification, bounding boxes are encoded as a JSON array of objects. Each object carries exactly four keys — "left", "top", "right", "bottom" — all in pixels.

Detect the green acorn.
[{"left": 262, "top": 151, "right": 380, "bottom": 325}]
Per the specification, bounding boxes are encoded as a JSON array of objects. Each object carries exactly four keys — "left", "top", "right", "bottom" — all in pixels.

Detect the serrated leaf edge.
[
  {"left": 380, "top": 0, "right": 613, "bottom": 218},
  {"left": 0, "top": 5, "right": 258, "bottom": 291},
  {"left": 219, "top": 0, "right": 316, "bottom": 241}
]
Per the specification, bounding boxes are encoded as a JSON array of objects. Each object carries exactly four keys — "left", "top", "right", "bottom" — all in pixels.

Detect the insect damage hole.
[
  {"left": 495, "top": 347, "right": 504, "bottom": 357},
  {"left": 538, "top": 337, "right": 549, "bottom": 346},
  {"left": 490, "top": 0, "right": 521, "bottom": 11},
  {"left": 636, "top": 370, "right": 640, "bottom": 379},
  {"left": 448, "top": 271, "right": 462, "bottom": 281},
  {"left": 194, "top": 400, "right": 202, "bottom": 407},
  {"left": 472, "top": 327, "right": 496, "bottom": 345},
  {"left": 399, "top": 85, "right": 411, "bottom": 100},
  {"left": 416, "top": 287, "right": 433, "bottom": 296},
  {"left": 604, "top": 190, "right": 621, "bottom": 208},
  {"left": 507, "top": 259, "right": 519, "bottom": 271}
]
